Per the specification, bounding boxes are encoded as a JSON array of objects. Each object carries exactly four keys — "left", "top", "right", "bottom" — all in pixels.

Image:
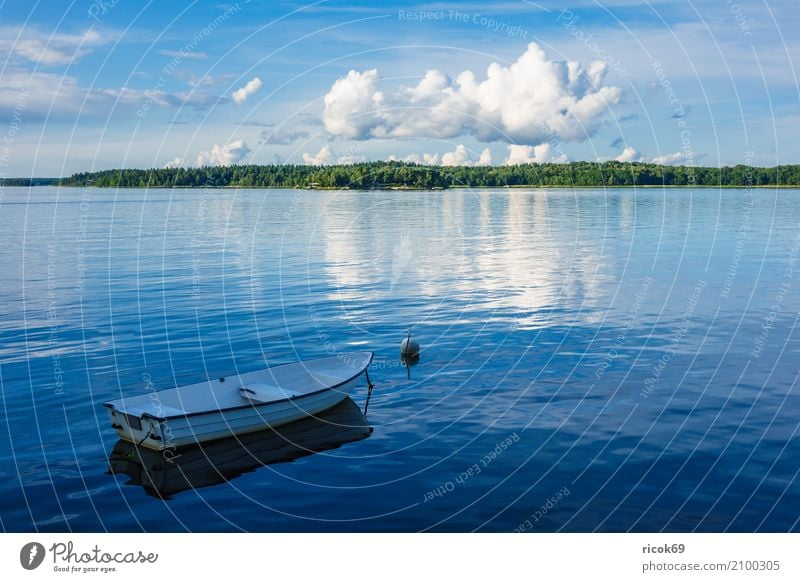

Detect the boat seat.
[{"left": 239, "top": 382, "right": 300, "bottom": 403}]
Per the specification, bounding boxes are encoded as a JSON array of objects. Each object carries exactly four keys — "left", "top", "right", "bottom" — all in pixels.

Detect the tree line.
[
  {"left": 41, "top": 160, "right": 800, "bottom": 189},
  {"left": 0, "top": 177, "right": 60, "bottom": 186}
]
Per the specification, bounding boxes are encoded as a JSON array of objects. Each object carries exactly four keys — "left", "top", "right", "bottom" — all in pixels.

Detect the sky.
[{"left": 0, "top": 0, "right": 798, "bottom": 176}]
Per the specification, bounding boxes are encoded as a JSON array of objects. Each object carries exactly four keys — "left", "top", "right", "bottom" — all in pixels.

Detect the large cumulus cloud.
[{"left": 322, "top": 43, "right": 621, "bottom": 145}]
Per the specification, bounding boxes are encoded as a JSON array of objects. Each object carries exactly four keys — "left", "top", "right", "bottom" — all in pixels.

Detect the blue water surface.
[{"left": 1, "top": 186, "right": 798, "bottom": 532}]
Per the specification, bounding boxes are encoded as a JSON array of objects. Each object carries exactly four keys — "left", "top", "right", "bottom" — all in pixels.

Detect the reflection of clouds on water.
[
  {"left": 317, "top": 195, "right": 384, "bottom": 294},
  {"left": 390, "top": 233, "right": 414, "bottom": 291},
  {"left": 459, "top": 191, "right": 610, "bottom": 328},
  {"left": 316, "top": 192, "right": 470, "bottom": 308},
  {"left": 314, "top": 190, "right": 610, "bottom": 330}
]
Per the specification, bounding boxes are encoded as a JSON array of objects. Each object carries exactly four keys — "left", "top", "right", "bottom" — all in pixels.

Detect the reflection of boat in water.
[{"left": 107, "top": 397, "right": 371, "bottom": 498}]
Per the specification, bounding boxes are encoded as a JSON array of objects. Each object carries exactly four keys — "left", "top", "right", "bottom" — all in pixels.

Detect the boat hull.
[
  {"left": 106, "top": 356, "right": 370, "bottom": 450},
  {"left": 108, "top": 396, "right": 371, "bottom": 497}
]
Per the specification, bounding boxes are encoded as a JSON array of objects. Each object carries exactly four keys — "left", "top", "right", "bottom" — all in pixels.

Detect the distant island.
[
  {"left": 6, "top": 161, "right": 800, "bottom": 189},
  {"left": 1, "top": 177, "right": 61, "bottom": 186}
]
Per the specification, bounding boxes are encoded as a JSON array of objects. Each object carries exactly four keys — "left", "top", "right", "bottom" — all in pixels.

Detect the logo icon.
[{"left": 20, "top": 542, "right": 46, "bottom": 570}]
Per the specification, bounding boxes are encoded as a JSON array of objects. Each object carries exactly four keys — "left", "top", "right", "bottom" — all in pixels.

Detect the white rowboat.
[{"left": 103, "top": 351, "right": 373, "bottom": 450}]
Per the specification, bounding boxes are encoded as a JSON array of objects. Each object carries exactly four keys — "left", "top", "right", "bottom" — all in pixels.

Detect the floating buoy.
[{"left": 400, "top": 328, "right": 420, "bottom": 358}]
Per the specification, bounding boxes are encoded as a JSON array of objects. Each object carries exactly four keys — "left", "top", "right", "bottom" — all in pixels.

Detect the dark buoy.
[{"left": 400, "top": 328, "right": 420, "bottom": 358}]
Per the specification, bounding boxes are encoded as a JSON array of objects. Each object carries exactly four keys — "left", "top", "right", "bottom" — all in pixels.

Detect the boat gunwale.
[{"left": 103, "top": 351, "right": 374, "bottom": 422}]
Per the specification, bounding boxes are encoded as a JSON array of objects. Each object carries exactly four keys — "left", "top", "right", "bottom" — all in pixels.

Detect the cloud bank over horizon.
[{"left": 165, "top": 139, "right": 251, "bottom": 168}]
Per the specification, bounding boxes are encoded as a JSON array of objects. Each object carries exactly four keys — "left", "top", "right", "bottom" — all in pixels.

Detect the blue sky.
[{"left": 0, "top": 0, "right": 798, "bottom": 176}]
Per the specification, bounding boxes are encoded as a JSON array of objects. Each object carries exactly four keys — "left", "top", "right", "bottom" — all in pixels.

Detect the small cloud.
[
  {"left": 165, "top": 141, "right": 252, "bottom": 168},
  {"left": 610, "top": 136, "right": 624, "bottom": 148},
  {"left": 0, "top": 69, "right": 220, "bottom": 120},
  {"left": 597, "top": 146, "right": 642, "bottom": 163},
  {"left": 302, "top": 145, "right": 364, "bottom": 165},
  {"left": 388, "top": 145, "right": 490, "bottom": 166},
  {"left": 158, "top": 49, "right": 208, "bottom": 60},
  {"left": 441, "top": 144, "right": 470, "bottom": 166},
  {"left": 441, "top": 144, "right": 492, "bottom": 166},
  {"left": 259, "top": 126, "right": 310, "bottom": 145},
  {"left": 303, "top": 145, "right": 334, "bottom": 165},
  {"left": 195, "top": 140, "right": 251, "bottom": 166},
  {"left": 392, "top": 152, "right": 441, "bottom": 165},
  {"left": 232, "top": 77, "right": 263, "bottom": 105},
  {"left": 503, "top": 143, "right": 568, "bottom": 165},
  {"left": 615, "top": 146, "right": 641, "bottom": 162},
  {"left": 1, "top": 27, "right": 104, "bottom": 66},
  {"left": 619, "top": 113, "right": 638, "bottom": 122},
  {"left": 164, "top": 157, "right": 187, "bottom": 168}
]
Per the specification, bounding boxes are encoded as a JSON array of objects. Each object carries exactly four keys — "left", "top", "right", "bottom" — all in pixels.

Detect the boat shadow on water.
[{"left": 106, "top": 396, "right": 372, "bottom": 499}]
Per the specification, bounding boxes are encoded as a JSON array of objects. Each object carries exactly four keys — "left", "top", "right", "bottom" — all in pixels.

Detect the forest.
[
  {"left": 36, "top": 161, "right": 800, "bottom": 189},
  {"left": 0, "top": 177, "right": 60, "bottom": 186}
]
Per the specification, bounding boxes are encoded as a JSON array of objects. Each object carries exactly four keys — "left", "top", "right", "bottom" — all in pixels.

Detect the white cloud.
[
  {"left": 164, "top": 141, "right": 252, "bottom": 168},
  {"left": 441, "top": 144, "right": 469, "bottom": 166},
  {"left": 0, "top": 69, "right": 88, "bottom": 118},
  {"left": 158, "top": 49, "right": 208, "bottom": 60},
  {"left": 232, "top": 77, "right": 263, "bottom": 105},
  {"left": 303, "top": 145, "right": 334, "bottom": 165},
  {"left": 441, "top": 144, "right": 492, "bottom": 166},
  {"left": 650, "top": 151, "right": 702, "bottom": 165},
  {"left": 302, "top": 145, "right": 365, "bottom": 165},
  {"left": 503, "top": 144, "right": 569, "bottom": 165},
  {"left": 0, "top": 69, "right": 220, "bottom": 120},
  {"left": 322, "top": 43, "right": 621, "bottom": 145},
  {"left": 164, "top": 157, "right": 187, "bottom": 169},
  {"left": 323, "top": 69, "right": 384, "bottom": 139},
  {"left": 419, "top": 153, "right": 441, "bottom": 165},
  {"left": 393, "top": 152, "right": 441, "bottom": 165},
  {"left": 388, "top": 145, "right": 491, "bottom": 166},
  {"left": 0, "top": 27, "right": 104, "bottom": 66},
  {"left": 615, "top": 146, "right": 641, "bottom": 162},
  {"left": 195, "top": 140, "right": 251, "bottom": 166}
]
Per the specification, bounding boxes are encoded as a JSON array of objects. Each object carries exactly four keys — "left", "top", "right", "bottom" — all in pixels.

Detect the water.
[{"left": 1, "top": 186, "right": 799, "bottom": 532}]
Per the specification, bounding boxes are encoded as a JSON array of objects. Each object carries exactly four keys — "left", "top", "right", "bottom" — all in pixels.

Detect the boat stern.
[{"left": 105, "top": 404, "right": 167, "bottom": 450}]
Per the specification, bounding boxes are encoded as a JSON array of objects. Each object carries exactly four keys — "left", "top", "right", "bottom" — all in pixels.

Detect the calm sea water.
[{"left": 1, "top": 186, "right": 799, "bottom": 532}]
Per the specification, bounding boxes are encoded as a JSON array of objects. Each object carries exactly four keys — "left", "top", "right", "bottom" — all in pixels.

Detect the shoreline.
[{"left": 21, "top": 161, "right": 800, "bottom": 190}]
